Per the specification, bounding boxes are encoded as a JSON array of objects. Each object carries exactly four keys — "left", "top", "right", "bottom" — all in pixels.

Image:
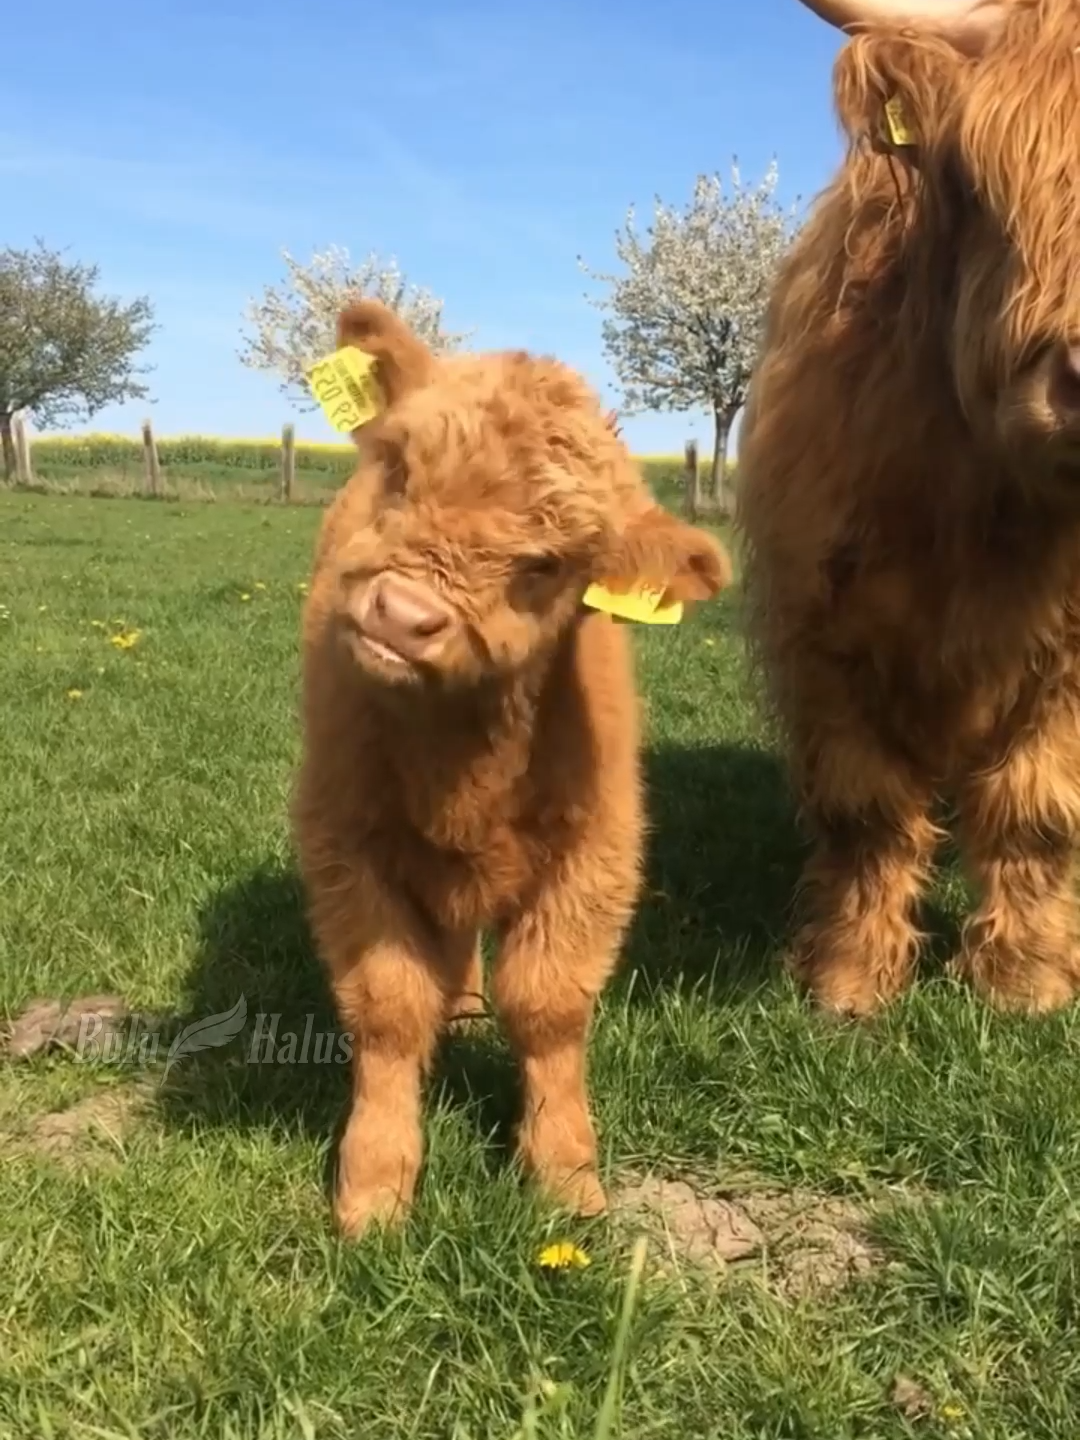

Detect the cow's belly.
[{"left": 821, "top": 576, "right": 1080, "bottom": 781}]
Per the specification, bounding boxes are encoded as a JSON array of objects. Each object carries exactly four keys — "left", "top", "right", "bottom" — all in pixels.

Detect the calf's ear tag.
[
  {"left": 582, "top": 582, "right": 683, "bottom": 625},
  {"left": 304, "top": 346, "right": 384, "bottom": 433}
]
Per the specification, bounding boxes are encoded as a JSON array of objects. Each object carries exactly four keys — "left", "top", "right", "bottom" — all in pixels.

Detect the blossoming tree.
[
  {"left": 0, "top": 240, "right": 155, "bottom": 482},
  {"left": 239, "top": 246, "right": 468, "bottom": 411},
  {"left": 580, "top": 162, "right": 798, "bottom": 516}
]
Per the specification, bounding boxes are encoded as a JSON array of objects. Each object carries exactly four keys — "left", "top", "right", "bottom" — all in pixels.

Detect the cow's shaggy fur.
[
  {"left": 736, "top": 0, "right": 1080, "bottom": 1017},
  {"left": 293, "top": 300, "right": 729, "bottom": 1236}
]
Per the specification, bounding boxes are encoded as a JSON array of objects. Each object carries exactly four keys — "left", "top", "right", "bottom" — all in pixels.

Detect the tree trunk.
[
  {"left": 0, "top": 413, "right": 15, "bottom": 483},
  {"left": 683, "top": 439, "right": 698, "bottom": 520},
  {"left": 709, "top": 408, "right": 731, "bottom": 518}
]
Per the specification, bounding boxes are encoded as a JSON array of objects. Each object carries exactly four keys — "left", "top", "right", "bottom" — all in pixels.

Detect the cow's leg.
[
  {"left": 492, "top": 852, "right": 639, "bottom": 1217},
  {"left": 304, "top": 858, "right": 476, "bottom": 1237},
  {"left": 443, "top": 937, "right": 487, "bottom": 1025},
  {"left": 954, "top": 716, "right": 1080, "bottom": 1013},
  {"left": 788, "top": 726, "right": 939, "bottom": 1016}
]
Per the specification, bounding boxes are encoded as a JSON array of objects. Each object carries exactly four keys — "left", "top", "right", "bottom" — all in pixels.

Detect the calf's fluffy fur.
[
  {"left": 737, "top": 0, "right": 1080, "bottom": 1017},
  {"left": 293, "top": 300, "right": 729, "bottom": 1236}
]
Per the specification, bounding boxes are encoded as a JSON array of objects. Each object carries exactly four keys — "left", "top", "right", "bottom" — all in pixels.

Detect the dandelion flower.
[
  {"left": 254, "top": 581, "right": 267, "bottom": 591},
  {"left": 296, "top": 581, "right": 309, "bottom": 594},
  {"left": 37, "top": 605, "right": 47, "bottom": 613},
  {"left": 940, "top": 1402, "right": 966, "bottom": 1423},
  {"left": 704, "top": 637, "right": 716, "bottom": 648},
  {"left": 536, "top": 1241, "right": 591, "bottom": 1271},
  {"left": 109, "top": 629, "right": 142, "bottom": 651},
  {"left": 66, "top": 689, "right": 84, "bottom": 700},
  {"left": 239, "top": 592, "right": 252, "bottom": 603}
]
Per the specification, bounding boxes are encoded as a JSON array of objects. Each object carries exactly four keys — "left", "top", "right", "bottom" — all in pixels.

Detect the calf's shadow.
[{"left": 156, "top": 741, "right": 806, "bottom": 1167}]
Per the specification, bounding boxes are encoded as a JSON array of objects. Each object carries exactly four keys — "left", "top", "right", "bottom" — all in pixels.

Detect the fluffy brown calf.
[
  {"left": 293, "top": 300, "right": 729, "bottom": 1236},
  {"left": 736, "top": 0, "right": 1080, "bottom": 1017}
]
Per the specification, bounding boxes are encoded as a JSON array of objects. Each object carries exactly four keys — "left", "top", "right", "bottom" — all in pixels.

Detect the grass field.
[
  {"left": 3, "top": 490, "right": 1080, "bottom": 1438},
  {"left": 21, "top": 434, "right": 704, "bottom": 509}
]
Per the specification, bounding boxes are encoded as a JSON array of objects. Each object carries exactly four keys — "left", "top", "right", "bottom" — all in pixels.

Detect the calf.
[
  {"left": 736, "top": 0, "right": 1080, "bottom": 1017},
  {"left": 293, "top": 300, "right": 729, "bottom": 1236}
]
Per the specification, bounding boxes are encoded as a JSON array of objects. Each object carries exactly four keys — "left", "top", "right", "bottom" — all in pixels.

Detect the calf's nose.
[{"left": 360, "top": 572, "right": 452, "bottom": 660}]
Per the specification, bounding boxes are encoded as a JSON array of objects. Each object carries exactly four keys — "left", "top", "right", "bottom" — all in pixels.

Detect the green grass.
[
  {"left": 19, "top": 448, "right": 702, "bottom": 510},
  {"left": 3, "top": 491, "right": 1080, "bottom": 1437}
]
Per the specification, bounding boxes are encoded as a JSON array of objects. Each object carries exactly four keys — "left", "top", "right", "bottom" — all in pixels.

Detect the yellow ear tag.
[
  {"left": 304, "top": 346, "right": 383, "bottom": 433},
  {"left": 883, "top": 94, "right": 916, "bottom": 147},
  {"left": 582, "top": 583, "right": 683, "bottom": 625}
]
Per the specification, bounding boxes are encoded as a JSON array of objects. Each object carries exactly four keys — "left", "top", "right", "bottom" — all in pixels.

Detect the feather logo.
[{"left": 162, "top": 994, "right": 248, "bottom": 1081}]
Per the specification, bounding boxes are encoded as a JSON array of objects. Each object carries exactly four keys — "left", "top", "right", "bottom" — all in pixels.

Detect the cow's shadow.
[{"left": 155, "top": 741, "right": 809, "bottom": 1169}]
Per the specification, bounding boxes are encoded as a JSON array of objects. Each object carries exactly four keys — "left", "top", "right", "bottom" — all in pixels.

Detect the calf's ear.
[
  {"left": 598, "top": 506, "right": 732, "bottom": 607},
  {"left": 336, "top": 299, "right": 437, "bottom": 408}
]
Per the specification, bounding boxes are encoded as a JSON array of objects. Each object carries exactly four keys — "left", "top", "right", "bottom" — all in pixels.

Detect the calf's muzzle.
[{"left": 348, "top": 572, "right": 453, "bottom": 664}]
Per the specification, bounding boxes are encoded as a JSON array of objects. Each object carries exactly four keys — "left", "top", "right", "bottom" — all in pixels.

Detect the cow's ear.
[
  {"left": 833, "top": 26, "right": 966, "bottom": 157},
  {"left": 597, "top": 506, "right": 732, "bottom": 607},
  {"left": 336, "top": 299, "right": 437, "bottom": 407}
]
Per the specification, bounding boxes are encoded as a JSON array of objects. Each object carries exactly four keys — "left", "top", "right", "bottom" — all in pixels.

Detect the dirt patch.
[
  {"left": 6, "top": 995, "right": 131, "bottom": 1059},
  {"left": 2, "top": 1083, "right": 150, "bottom": 1170},
  {"left": 890, "top": 1375, "right": 934, "bottom": 1420},
  {"left": 609, "top": 1169, "right": 884, "bottom": 1300}
]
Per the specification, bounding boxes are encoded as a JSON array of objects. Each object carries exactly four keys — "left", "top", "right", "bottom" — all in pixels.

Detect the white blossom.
[
  {"left": 580, "top": 162, "right": 799, "bottom": 513},
  {"left": 239, "top": 245, "right": 469, "bottom": 409}
]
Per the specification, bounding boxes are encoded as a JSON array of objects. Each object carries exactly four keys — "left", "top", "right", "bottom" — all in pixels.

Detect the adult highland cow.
[
  {"left": 737, "top": 0, "right": 1080, "bottom": 1017},
  {"left": 294, "top": 300, "right": 729, "bottom": 1237}
]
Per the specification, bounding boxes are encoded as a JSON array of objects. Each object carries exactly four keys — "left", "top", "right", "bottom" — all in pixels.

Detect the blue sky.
[{"left": 4, "top": 0, "right": 849, "bottom": 455}]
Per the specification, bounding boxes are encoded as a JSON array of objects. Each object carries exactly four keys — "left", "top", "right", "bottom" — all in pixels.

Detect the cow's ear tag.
[{"left": 882, "top": 94, "right": 917, "bottom": 148}]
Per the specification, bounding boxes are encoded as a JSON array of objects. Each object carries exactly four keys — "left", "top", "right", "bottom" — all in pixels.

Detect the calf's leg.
[
  {"left": 492, "top": 859, "right": 637, "bottom": 1217},
  {"left": 304, "top": 859, "right": 476, "bottom": 1237},
  {"left": 954, "top": 718, "right": 1080, "bottom": 1013},
  {"left": 789, "top": 726, "right": 939, "bottom": 1015}
]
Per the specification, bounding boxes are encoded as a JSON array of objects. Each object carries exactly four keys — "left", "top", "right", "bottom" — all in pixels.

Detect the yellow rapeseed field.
[{"left": 28, "top": 431, "right": 687, "bottom": 475}]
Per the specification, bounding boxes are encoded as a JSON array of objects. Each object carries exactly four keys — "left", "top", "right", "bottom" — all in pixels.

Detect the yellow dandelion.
[
  {"left": 254, "top": 581, "right": 267, "bottom": 591},
  {"left": 109, "top": 629, "right": 142, "bottom": 651},
  {"left": 239, "top": 592, "right": 252, "bottom": 603},
  {"left": 66, "top": 689, "right": 84, "bottom": 700},
  {"left": 704, "top": 637, "right": 716, "bottom": 647},
  {"left": 296, "top": 581, "right": 309, "bottom": 593},
  {"left": 536, "top": 1241, "right": 591, "bottom": 1271},
  {"left": 37, "top": 605, "right": 47, "bottom": 613},
  {"left": 940, "top": 1402, "right": 966, "bottom": 1423}
]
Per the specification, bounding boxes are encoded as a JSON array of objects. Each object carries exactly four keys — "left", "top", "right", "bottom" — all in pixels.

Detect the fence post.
[
  {"left": 683, "top": 438, "right": 699, "bottom": 520},
  {"left": 12, "top": 413, "right": 32, "bottom": 485},
  {"left": 141, "top": 419, "right": 162, "bottom": 496},
  {"left": 280, "top": 423, "right": 295, "bottom": 503}
]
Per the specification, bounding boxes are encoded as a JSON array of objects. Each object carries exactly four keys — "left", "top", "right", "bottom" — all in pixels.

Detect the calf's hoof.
[
  {"left": 953, "top": 944, "right": 1080, "bottom": 1015},
  {"left": 533, "top": 1161, "right": 608, "bottom": 1218},
  {"left": 334, "top": 1181, "right": 412, "bottom": 1239},
  {"left": 786, "top": 942, "right": 903, "bottom": 1018}
]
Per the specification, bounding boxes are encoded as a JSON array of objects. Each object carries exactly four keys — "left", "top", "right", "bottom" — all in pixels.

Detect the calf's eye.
[
  {"left": 382, "top": 464, "right": 408, "bottom": 499},
  {"left": 519, "top": 554, "right": 562, "bottom": 578}
]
